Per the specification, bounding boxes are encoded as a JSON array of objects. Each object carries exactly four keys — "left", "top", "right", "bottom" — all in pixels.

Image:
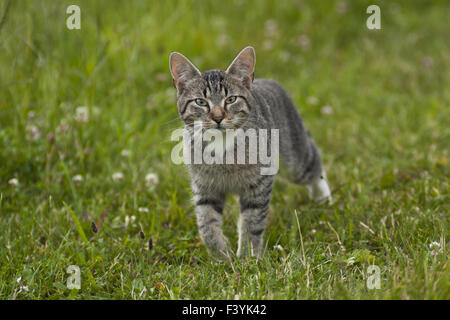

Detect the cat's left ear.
[{"left": 226, "top": 46, "right": 255, "bottom": 88}]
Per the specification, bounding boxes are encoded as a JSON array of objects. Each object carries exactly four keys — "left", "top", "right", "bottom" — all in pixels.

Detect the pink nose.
[{"left": 212, "top": 114, "right": 224, "bottom": 124}]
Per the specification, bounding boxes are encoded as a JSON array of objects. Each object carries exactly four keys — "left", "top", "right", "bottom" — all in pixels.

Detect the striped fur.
[{"left": 170, "top": 47, "right": 331, "bottom": 259}]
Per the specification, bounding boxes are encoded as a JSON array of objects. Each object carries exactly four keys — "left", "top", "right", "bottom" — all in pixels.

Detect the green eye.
[
  {"left": 225, "top": 96, "right": 237, "bottom": 104},
  {"left": 195, "top": 98, "right": 208, "bottom": 106}
]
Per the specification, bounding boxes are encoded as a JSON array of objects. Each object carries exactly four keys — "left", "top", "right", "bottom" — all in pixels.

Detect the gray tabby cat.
[{"left": 169, "top": 46, "right": 331, "bottom": 259}]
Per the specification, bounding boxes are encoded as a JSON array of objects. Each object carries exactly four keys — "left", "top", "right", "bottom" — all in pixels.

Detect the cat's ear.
[
  {"left": 169, "top": 52, "right": 201, "bottom": 90},
  {"left": 226, "top": 46, "right": 255, "bottom": 88}
]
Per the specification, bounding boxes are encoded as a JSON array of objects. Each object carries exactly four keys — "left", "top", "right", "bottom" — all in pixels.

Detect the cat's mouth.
[
  {"left": 198, "top": 119, "right": 246, "bottom": 130},
  {"left": 215, "top": 123, "right": 226, "bottom": 130}
]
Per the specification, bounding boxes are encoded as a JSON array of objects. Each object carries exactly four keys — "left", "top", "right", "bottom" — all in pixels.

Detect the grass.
[{"left": 0, "top": 0, "right": 448, "bottom": 299}]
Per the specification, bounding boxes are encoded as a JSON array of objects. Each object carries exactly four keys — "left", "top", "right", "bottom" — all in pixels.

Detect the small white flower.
[
  {"left": 112, "top": 172, "right": 124, "bottom": 181},
  {"left": 75, "top": 106, "right": 89, "bottom": 123},
  {"left": 145, "top": 173, "right": 159, "bottom": 188},
  {"left": 321, "top": 105, "right": 333, "bottom": 115},
  {"left": 121, "top": 149, "right": 131, "bottom": 157},
  {"left": 26, "top": 125, "right": 41, "bottom": 141},
  {"left": 429, "top": 241, "right": 440, "bottom": 249},
  {"left": 311, "top": 229, "right": 317, "bottom": 234},
  {"left": 274, "top": 244, "right": 284, "bottom": 251},
  {"left": 72, "top": 175, "right": 83, "bottom": 183},
  {"left": 429, "top": 242, "right": 441, "bottom": 256},
  {"left": 124, "top": 215, "right": 136, "bottom": 227},
  {"left": 138, "top": 207, "right": 149, "bottom": 213},
  {"left": 8, "top": 178, "right": 19, "bottom": 187}
]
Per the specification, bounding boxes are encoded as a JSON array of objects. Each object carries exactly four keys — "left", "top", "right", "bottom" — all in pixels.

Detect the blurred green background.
[{"left": 0, "top": 0, "right": 448, "bottom": 299}]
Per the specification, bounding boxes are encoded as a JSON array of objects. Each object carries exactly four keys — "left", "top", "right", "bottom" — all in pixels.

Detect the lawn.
[{"left": 0, "top": 0, "right": 448, "bottom": 299}]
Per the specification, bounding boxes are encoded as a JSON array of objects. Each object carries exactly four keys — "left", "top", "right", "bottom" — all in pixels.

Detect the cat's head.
[{"left": 169, "top": 46, "right": 255, "bottom": 130}]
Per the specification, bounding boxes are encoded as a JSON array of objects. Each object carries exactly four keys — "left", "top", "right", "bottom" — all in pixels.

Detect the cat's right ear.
[{"left": 169, "top": 52, "right": 201, "bottom": 91}]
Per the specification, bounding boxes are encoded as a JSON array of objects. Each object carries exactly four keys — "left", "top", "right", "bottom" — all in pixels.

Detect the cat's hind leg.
[
  {"left": 284, "top": 135, "right": 332, "bottom": 204},
  {"left": 237, "top": 175, "right": 274, "bottom": 259}
]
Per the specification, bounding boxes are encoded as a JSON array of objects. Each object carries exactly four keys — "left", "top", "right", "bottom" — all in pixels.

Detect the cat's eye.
[
  {"left": 225, "top": 96, "right": 237, "bottom": 104},
  {"left": 195, "top": 98, "right": 208, "bottom": 106}
]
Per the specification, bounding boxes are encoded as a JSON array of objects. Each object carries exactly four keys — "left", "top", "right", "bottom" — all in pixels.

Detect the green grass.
[{"left": 0, "top": 0, "right": 448, "bottom": 299}]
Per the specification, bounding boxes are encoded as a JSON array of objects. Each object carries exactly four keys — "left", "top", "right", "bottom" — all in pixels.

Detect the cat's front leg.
[
  {"left": 194, "top": 192, "right": 232, "bottom": 260},
  {"left": 237, "top": 176, "right": 273, "bottom": 259}
]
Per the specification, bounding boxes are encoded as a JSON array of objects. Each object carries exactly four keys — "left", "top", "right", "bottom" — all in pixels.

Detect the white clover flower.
[
  {"left": 72, "top": 175, "right": 83, "bottom": 183},
  {"left": 8, "top": 178, "right": 19, "bottom": 187},
  {"left": 145, "top": 173, "right": 159, "bottom": 188},
  {"left": 26, "top": 125, "right": 41, "bottom": 141},
  {"left": 429, "top": 241, "right": 441, "bottom": 250},
  {"left": 75, "top": 106, "right": 89, "bottom": 123},
  {"left": 311, "top": 229, "right": 317, "bottom": 234},
  {"left": 429, "top": 242, "right": 441, "bottom": 256},
  {"left": 274, "top": 244, "right": 284, "bottom": 251},
  {"left": 138, "top": 207, "right": 149, "bottom": 213},
  {"left": 124, "top": 215, "right": 136, "bottom": 227},
  {"left": 112, "top": 172, "right": 124, "bottom": 181},
  {"left": 121, "top": 149, "right": 131, "bottom": 157},
  {"left": 321, "top": 105, "right": 333, "bottom": 115}
]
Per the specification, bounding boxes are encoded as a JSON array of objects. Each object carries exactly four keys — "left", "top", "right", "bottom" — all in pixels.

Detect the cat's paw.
[
  {"left": 307, "top": 174, "right": 333, "bottom": 205},
  {"left": 315, "top": 194, "right": 333, "bottom": 205}
]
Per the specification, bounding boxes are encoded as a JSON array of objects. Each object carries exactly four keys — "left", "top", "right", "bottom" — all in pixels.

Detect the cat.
[{"left": 169, "top": 46, "right": 332, "bottom": 259}]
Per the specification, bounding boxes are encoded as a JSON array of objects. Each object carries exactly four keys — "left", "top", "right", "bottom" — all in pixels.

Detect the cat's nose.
[
  {"left": 211, "top": 109, "right": 225, "bottom": 124},
  {"left": 212, "top": 115, "right": 224, "bottom": 124}
]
